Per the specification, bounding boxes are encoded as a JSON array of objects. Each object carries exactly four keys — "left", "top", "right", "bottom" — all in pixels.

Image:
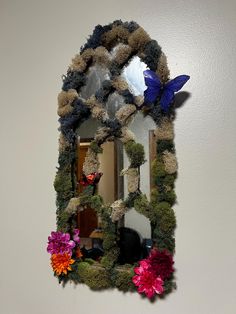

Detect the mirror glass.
[{"left": 76, "top": 52, "right": 156, "bottom": 262}]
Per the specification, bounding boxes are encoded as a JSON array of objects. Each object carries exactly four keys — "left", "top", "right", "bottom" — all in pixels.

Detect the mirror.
[
  {"left": 49, "top": 21, "right": 184, "bottom": 299},
  {"left": 76, "top": 53, "right": 155, "bottom": 259}
]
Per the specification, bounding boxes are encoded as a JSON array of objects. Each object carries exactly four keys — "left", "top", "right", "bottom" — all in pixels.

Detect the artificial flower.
[
  {"left": 148, "top": 249, "right": 174, "bottom": 280},
  {"left": 51, "top": 253, "right": 75, "bottom": 276},
  {"left": 47, "top": 231, "right": 75, "bottom": 255},
  {"left": 132, "top": 260, "right": 164, "bottom": 299},
  {"left": 75, "top": 247, "right": 83, "bottom": 259},
  {"left": 73, "top": 229, "right": 80, "bottom": 244}
]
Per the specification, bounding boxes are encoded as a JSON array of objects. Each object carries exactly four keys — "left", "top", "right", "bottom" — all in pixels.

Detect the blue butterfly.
[{"left": 143, "top": 70, "right": 190, "bottom": 112}]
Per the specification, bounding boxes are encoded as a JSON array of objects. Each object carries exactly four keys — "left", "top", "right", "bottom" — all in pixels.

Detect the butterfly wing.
[
  {"left": 160, "top": 75, "right": 190, "bottom": 111},
  {"left": 160, "top": 89, "right": 175, "bottom": 112},
  {"left": 143, "top": 70, "right": 162, "bottom": 103},
  {"left": 165, "top": 75, "right": 190, "bottom": 92}
]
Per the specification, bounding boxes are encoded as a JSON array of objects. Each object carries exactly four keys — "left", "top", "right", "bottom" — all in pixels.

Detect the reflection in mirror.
[
  {"left": 123, "top": 112, "right": 156, "bottom": 239},
  {"left": 80, "top": 64, "right": 110, "bottom": 99},
  {"left": 76, "top": 52, "right": 155, "bottom": 263},
  {"left": 121, "top": 56, "right": 148, "bottom": 96},
  {"left": 76, "top": 119, "right": 124, "bottom": 260},
  {"left": 105, "top": 92, "right": 125, "bottom": 118}
]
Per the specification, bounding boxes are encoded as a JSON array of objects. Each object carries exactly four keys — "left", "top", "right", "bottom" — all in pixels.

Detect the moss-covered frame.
[{"left": 52, "top": 20, "right": 180, "bottom": 298}]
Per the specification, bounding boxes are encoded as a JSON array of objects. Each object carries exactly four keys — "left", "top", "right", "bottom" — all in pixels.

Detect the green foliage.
[
  {"left": 90, "top": 141, "right": 103, "bottom": 154},
  {"left": 124, "top": 140, "right": 146, "bottom": 167}
]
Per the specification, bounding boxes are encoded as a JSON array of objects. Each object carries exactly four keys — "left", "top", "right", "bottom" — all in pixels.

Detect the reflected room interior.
[{"left": 76, "top": 52, "right": 159, "bottom": 264}]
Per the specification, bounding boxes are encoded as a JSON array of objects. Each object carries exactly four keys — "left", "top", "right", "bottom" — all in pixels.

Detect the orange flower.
[
  {"left": 51, "top": 253, "right": 75, "bottom": 276},
  {"left": 75, "top": 247, "right": 83, "bottom": 259}
]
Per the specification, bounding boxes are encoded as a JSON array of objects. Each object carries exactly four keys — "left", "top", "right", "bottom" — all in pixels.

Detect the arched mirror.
[{"left": 47, "top": 20, "right": 190, "bottom": 300}]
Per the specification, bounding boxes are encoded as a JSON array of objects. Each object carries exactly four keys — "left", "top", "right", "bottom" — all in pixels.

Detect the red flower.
[
  {"left": 132, "top": 260, "right": 164, "bottom": 299},
  {"left": 148, "top": 249, "right": 174, "bottom": 280}
]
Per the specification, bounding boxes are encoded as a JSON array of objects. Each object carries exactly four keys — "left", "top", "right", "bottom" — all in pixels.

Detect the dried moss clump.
[
  {"left": 57, "top": 89, "right": 78, "bottom": 117},
  {"left": 125, "top": 141, "right": 145, "bottom": 168},
  {"left": 163, "top": 150, "right": 178, "bottom": 174},
  {"left": 70, "top": 54, "right": 87, "bottom": 72},
  {"left": 156, "top": 52, "right": 170, "bottom": 83},
  {"left": 112, "top": 77, "right": 129, "bottom": 91},
  {"left": 128, "top": 27, "right": 150, "bottom": 51},
  {"left": 113, "top": 45, "right": 133, "bottom": 65},
  {"left": 110, "top": 199, "right": 126, "bottom": 222},
  {"left": 102, "top": 26, "right": 130, "bottom": 49},
  {"left": 93, "top": 46, "right": 111, "bottom": 67},
  {"left": 121, "top": 168, "right": 139, "bottom": 193},
  {"left": 154, "top": 118, "right": 174, "bottom": 140},
  {"left": 115, "top": 104, "right": 136, "bottom": 125},
  {"left": 83, "top": 148, "right": 100, "bottom": 175},
  {"left": 81, "top": 48, "right": 95, "bottom": 62},
  {"left": 120, "top": 127, "right": 135, "bottom": 144},
  {"left": 65, "top": 197, "right": 80, "bottom": 214}
]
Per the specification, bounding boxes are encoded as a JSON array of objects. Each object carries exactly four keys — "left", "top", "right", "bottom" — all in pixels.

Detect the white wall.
[{"left": 1, "top": 0, "right": 236, "bottom": 313}]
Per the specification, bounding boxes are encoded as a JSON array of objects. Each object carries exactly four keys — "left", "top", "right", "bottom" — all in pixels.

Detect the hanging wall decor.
[{"left": 47, "top": 20, "right": 190, "bottom": 300}]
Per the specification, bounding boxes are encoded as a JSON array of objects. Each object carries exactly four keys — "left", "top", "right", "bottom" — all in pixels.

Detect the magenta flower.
[
  {"left": 73, "top": 229, "right": 80, "bottom": 244},
  {"left": 47, "top": 231, "right": 75, "bottom": 255},
  {"left": 132, "top": 260, "right": 164, "bottom": 299}
]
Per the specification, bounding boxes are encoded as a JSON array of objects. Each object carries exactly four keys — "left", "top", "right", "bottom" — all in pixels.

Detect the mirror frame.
[{"left": 49, "top": 20, "right": 182, "bottom": 300}]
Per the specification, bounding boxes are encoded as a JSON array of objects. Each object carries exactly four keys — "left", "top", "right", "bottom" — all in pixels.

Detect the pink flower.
[
  {"left": 132, "top": 260, "right": 164, "bottom": 299},
  {"left": 73, "top": 229, "right": 80, "bottom": 244},
  {"left": 47, "top": 231, "right": 75, "bottom": 255}
]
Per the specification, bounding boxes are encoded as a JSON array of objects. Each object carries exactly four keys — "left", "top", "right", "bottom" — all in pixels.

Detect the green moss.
[
  {"left": 124, "top": 140, "right": 145, "bottom": 167},
  {"left": 84, "top": 258, "right": 95, "bottom": 265},
  {"left": 163, "top": 174, "right": 176, "bottom": 187},
  {"left": 103, "top": 234, "right": 117, "bottom": 250},
  {"left": 124, "top": 191, "right": 141, "bottom": 208},
  {"left": 77, "top": 262, "right": 111, "bottom": 289},
  {"left": 101, "top": 247, "right": 120, "bottom": 269},
  {"left": 154, "top": 234, "right": 175, "bottom": 254},
  {"left": 152, "top": 190, "right": 176, "bottom": 206},
  {"left": 57, "top": 211, "right": 72, "bottom": 232},
  {"left": 157, "top": 139, "right": 175, "bottom": 154},
  {"left": 151, "top": 158, "right": 166, "bottom": 178},
  {"left": 113, "top": 266, "right": 135, "bottom": 292},
  {"left": 58, "top": 148, "right": 76, "bottom": 168},
  {"left": 90, "top": 141, "right": 103, "bottom": 154},
  {"left": 134, "top": 194, "right": 150, "bottom": 218},
  {"left": 54, "top": 168, "right": 73, "bottom": 210},
  {"left": 89, "top": 195, "right": 103, "bottom": 211},
  {"left": 150, "top": 202, "right": 176, "bottom": 237}
]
